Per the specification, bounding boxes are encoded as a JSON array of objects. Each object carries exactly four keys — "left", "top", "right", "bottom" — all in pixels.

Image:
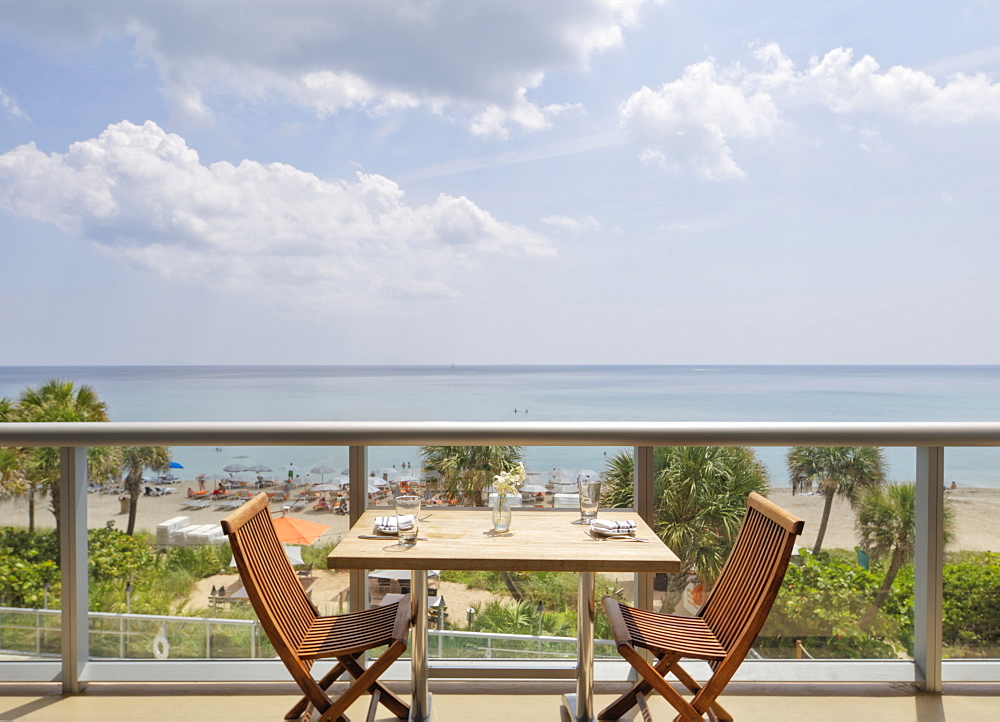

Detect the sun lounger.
[{"left": 182, "top": 499, "right": 212, "bottom": 509}]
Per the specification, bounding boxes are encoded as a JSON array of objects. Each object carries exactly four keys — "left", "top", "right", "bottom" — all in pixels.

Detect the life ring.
[{"left": 152, "top": 634, "right": 170, "bottom": 660}]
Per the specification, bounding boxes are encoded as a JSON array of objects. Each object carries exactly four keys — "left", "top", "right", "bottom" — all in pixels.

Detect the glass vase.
[{"left": 492, "top": 493, "right": 512, "bottom": 532}]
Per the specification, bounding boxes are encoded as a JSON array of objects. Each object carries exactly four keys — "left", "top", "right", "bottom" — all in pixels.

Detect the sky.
[{"left": 1, "top": 1, "right": 1000, "bottom": 366}]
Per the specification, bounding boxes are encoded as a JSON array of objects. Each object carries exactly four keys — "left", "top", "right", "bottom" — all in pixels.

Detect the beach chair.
[
  {"left": 221, "top": 493, "right": 411, "bottom": 722},
  {"left": 599, "top": 492, "right": 804, "bottom": 722}
]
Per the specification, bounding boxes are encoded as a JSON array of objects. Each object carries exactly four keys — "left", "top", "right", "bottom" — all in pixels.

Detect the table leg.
[
  {"left": 410, "top": 569, "right": 432, "bottom": 722},
  {"left": 561, "top": 570, "right": 596, "bottom": 722}
]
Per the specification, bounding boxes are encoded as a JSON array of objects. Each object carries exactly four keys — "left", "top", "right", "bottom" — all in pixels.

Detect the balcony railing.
[{"left": 3, "top": 420, "right": 1000, "bottom": 693}]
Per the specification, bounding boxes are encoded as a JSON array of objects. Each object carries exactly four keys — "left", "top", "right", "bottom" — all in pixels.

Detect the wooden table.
[{"left": 327, "top": 509, "right": 679, "bottom": 722}]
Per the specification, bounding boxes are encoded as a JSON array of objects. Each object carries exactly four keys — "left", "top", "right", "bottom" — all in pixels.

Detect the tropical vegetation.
[
  {"left": 601, "top": 446, "right": 769, "bottom": 611},
  {"left": 0, "top": 380, "right": 116, "bottom": 531},
  {"left": 787, "top": 446, "right": 887, "bottom": 554},
  {"left": 420, "top": 445, "right": 524, "bottom": 506},
  {"left": 855, "top": 481, "right": 953, "bottom": 629}
]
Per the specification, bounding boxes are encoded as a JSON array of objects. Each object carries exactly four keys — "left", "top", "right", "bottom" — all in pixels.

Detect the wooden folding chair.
[
  {"left": 222, "top": 493, "right": 411, "bottom": 722},
  {"left": 599, "top": 492, "right": 804, "bottom": 722}
]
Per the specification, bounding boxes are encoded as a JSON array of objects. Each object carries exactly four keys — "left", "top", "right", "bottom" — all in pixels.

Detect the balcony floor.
[{"left": 2, "top": 681, "right": 1000, "bottom": 721}]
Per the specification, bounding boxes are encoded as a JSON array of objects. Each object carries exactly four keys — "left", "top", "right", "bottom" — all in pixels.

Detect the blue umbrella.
[{"left": 170, "top": 461, "right": 184, "bottom": 469}]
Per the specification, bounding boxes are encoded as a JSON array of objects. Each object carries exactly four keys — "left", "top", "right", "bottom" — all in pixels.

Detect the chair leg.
[
  {"left": 670, "top": 664, "right": 732, "bottom": 722},
  {"left": 598, "top": 652, "right": 678, "bottom": 720},
  {"left": 287, "top": 662, "right": 349, "bottom": 720},
  {"left": 620, "top": 647, "right": 703, "bottom": 722},
  {"left": 340, "top": 652, "right": 410, "bottom": 718}
]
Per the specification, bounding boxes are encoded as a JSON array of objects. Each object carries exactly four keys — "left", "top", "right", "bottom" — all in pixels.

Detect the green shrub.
[
  {"left": 942, "top": 551, "right": 1000, "bottom": 651},
  {"left": 759, "top": 550, "right": 907, "bottom": 658}
]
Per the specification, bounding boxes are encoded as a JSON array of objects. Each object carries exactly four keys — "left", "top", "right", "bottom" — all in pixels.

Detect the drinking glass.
[
  {"left": 574, "top": 478, "right": 602, "bottom": 525},
  {"left": 394, "top": 495, "right": 422, "bottom": 547}
]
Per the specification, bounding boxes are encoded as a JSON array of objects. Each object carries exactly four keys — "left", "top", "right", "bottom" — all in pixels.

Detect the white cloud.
[
  {"left": 0, "top": 0, "right": 654, "bottom": 135},
  {"left": 541, "top": 214, "right": 600, "bottom": 231},
  {"left": 620, "top": 42, "right": 1000, "bottom": 180},
  {"left": 0, "top": 87, "right": 27, "bottom": 120},
  {"left": 620, "top": 56, "right": 783, "bottom": 180},
  {"left": 0, "top": 121, "right": 555, "bottom": 308}
]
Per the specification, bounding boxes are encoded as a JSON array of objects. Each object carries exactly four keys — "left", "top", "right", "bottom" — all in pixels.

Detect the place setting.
[
  {"left": 570, "top": 477, "right": 649, "bottom": 541},
  {"left": 363, "top": 495, "right": 428, "bottom": 550}
]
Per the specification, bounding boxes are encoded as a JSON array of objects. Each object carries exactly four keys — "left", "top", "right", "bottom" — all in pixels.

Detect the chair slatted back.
[
  {"left": 221, "top": 493, "right": 316, "bottom": 653},
  {"left": 700, "top": 492, "right": 804, "bottom": 656}
]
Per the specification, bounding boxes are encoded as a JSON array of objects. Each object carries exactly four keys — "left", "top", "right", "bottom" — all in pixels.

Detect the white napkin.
[
  {"left": 590, "top": 519, "right": 637, "bottom": 535},
  {"left": 374, "top": 514, "right": 415, "bottom": 535}
]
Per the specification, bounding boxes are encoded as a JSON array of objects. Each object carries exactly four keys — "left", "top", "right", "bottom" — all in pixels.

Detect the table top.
[{"left": 326, "top": 509, "right": 680, "bottom": 573}]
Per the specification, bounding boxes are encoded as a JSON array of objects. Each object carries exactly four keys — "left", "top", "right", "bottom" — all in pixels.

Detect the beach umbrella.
[
  {"left": 271, "top": 516, "right": 331, "bottom": 546},
  {"left": 521, "top": 484, "right": 548, "bottom": 494},
  {"left": 334, "top": 476, "right": 350, "bottom": 488},
  {"left": 576, "top": 470, "right": 601, "bottom": 482},
  {"left": 311, "top": 465, "right": 336, "bottom": 482},
  {"left": 310, "top": 483, "right": 337, "bottom": 492},
  {"left": 224, "top": 464, "right": 249, "bottom": 473},
  {"left": 169, "top": 461, "right": 184, "bottom": 469},
  {"left": 247, "top": 464, "right": 272, "bottom": 473}
]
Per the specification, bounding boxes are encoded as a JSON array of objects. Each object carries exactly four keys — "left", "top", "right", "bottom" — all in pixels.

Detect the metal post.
[
  {"left": 410, "top": 570, "right": 431, "bottom": 721},
  {"left": 348, "top": 445, "right": 368, "bottom": 615},
  {"left": 59, "top": 447, "right": 89, "bottom": 693},
  {"left": 635, "top": 446, "right": 655, "bottom": 612},
  {"left": 915, "top": 446, "right": 944, "bottom": 692}
]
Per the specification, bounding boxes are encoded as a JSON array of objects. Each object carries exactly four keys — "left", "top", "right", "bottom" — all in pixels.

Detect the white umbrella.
[
  {"left": 577, "top": 470, "right": 601, "bottom": 482},
  {"left": 334, "top": 476, "right": 351, "bottom": 487},
  {"left": 224, "top": 463, "right": 249, "bottom": 473},
  {"left": 311, "top": 465, "right": 336, "bottom": 481},
  {"left": 310, "top": 483, "right": 337, "bottom": 492},
  {"left": 521, "top": 484, "right": 548, "bottom": 494}
]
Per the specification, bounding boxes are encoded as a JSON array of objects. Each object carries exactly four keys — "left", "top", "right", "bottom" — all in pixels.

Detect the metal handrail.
[{"left": 4, "top": 419, "right": 1000, "bottom": 447}]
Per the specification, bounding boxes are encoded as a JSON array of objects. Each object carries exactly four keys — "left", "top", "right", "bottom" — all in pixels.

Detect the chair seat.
[
  {"left": 298, "top": 602, "right": 403, "bottom": 660},
  {"left": 611, "top": 601, "right": 728, "bottom": 660}
]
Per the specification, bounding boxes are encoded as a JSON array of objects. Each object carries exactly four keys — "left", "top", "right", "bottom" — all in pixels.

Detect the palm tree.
[
  {"left": 12, "top": 380, "right": 110, "bottom": 530},
  {"left": 0, "top": 398, "right": 27, "bottom": 501},
  {"left": 787, "top": 446, "right": 887, "bottom": 555},
  {"left": 602, "top": 446, "right": 769, "bottom": 612},
  {"left": 420, "top": 445, "right": 524, "bottom": 507},
  {"left": 121, "top": 446, "right": 172, "bottom": 535},
  {"left": 856, "top": 482, "right": 953, "bottom": 629}
]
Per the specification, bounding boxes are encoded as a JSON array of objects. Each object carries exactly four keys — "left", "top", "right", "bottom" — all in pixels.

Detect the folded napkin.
[
  {"left": 374, "top": 515, "right": 415, "bottom": 535},
  {"left": 590, "top": 519, "right": 637, "bottom": 535}
]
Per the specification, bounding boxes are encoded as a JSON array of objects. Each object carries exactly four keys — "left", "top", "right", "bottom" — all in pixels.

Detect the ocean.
[{"left": 2, "top": 365, "right": 999, "bottom": 487}]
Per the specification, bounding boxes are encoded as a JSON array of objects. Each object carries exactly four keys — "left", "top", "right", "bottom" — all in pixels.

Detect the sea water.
[{"left": 2, "top": 365, "right": 999, "bottom": 486}]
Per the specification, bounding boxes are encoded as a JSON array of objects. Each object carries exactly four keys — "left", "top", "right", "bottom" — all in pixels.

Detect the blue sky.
[{"left": 1, "top": 1, "right": 999, "bottom": 365}]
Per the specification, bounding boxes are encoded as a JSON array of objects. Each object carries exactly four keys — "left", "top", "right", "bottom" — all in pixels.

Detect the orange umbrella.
[{"left": 272, "top": 516, "right": 331, "bottom": 545}]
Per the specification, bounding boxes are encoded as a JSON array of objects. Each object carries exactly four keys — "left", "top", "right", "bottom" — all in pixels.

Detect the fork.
[{"left": 586, "top": 531, "right": 649, "bottom": 543}]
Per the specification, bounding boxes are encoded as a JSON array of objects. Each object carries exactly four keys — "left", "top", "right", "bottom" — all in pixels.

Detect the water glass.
[
  {"left": 394, "top": 495, "right": 422, "bottom": 547},
  {"left": 577, "top": 478, "right": 602, "bottom": 524}
]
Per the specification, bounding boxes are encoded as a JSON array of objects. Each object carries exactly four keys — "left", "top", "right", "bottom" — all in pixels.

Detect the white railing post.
[
  {"left": 348, "top": 445, "right": 368, "bottom": 614},
  {"left": 59, "top": 446, "right": 89, "bottom": 692},
  {"left": 635, "top": 446, "right": 655, "bottom": 612},
  {"left": 914, "top": 446, "right": 944, "bottom": 692}
]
